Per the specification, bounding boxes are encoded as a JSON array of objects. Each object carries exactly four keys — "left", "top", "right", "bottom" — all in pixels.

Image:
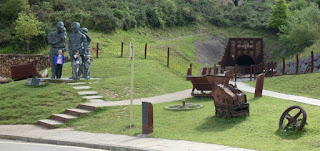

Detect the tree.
[
  {"left": 269, "top": 0, "right": 288, "bottom": 30},
  {"left": 14, "top": 11, "right": 44, "bottom": 52}
]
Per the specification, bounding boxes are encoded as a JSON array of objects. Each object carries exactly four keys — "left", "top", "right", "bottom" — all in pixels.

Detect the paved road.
[{"left": 0, "top": 139, "right": 106, "bottom": 151}]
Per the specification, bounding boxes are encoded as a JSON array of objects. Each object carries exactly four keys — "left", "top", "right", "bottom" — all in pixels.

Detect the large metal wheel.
[{"left": 279, "top": 106, "right": 307, "bottom": 131}]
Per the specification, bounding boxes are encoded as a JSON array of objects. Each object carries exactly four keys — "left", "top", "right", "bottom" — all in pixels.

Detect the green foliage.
[
  {"left": 0, "top": 0, "right": 30, "bottom": 21},
  {"left": 14, "top": 11, "right": 44, "bottom": 52},
  {"left": 288, "top": 0, "right": 308, "bottom": 10},
  {"left": 269, "top": 0, "right": 288, "bottom": 30},
  {"left": 279, "top": 3, "right": 320, "bottom": 55}
]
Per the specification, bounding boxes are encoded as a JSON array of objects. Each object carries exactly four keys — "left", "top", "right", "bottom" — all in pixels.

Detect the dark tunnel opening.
[{"left": 236, "top": 55, "right": 255, "bottom": 66}]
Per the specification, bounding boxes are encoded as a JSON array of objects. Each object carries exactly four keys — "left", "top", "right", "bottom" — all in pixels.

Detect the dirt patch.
[{"left": 194, "top": 36, "right": 227, "bottom": 66}]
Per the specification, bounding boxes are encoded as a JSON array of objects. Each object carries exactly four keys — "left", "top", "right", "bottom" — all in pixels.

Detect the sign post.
[{"left": 130, "top": 42, "right": 134, "bottom": 128}]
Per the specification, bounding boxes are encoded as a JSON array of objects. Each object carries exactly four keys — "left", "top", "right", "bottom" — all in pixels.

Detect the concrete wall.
[{"left": 0, "top": 54, "right": 50, "bottom": 78}]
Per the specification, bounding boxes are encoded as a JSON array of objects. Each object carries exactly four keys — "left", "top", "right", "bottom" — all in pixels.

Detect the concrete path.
[
  {"left": 232, "top": 82, "right": 320, "bottom": 107},
  {"left": 82, "top": 89, "right": 192, "bottom": 107},
  {"left": 0, "top": 125, "right": 254, "bottom": 151}
]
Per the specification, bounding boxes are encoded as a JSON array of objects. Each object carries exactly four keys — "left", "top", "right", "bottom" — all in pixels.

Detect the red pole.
[
  {"left": 271, "top": 62, "right": 274, "bottom": 77},
  {"left": 190, "top": 63, "right": 192, "bottom": 75},
  {"left": 311, "top": 51, "right": 314, "bottom": 73},
  {"left": 282, "top": 57, "right": 285, "bottom": 75},
  {"left": 253, "top": 65, "right": 256, "bottom": 80},
  {"left": 167, "top": 48, "right": 170, "bottom": 67},
  {"left": 250, "top": 65, "right": 253, "bottom": 81},
  {"left": 144, "top": 43, "right": 147, "bottom": 59},
  {"left": 235, "top": 64, "right": 238, "bottom": 83},
  {"left": 296, "top": 54, "right": 299, "bottom": 74},
  {"left": 96, "top": 43, "right": 99, "bottom": 58},
  {"left": 121, "top": 42, "right": 124, "bottom": 57}
]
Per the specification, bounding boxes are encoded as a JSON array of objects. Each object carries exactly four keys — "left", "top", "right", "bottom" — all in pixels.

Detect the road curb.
[{"left": 0, "top": 134, "right": 150, "bottom": 151}]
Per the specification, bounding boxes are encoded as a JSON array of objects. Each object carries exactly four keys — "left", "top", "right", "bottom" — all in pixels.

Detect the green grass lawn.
[
  {"left": 245, "top": 73, "right": 320, "bottom": 100},
  {"left": 65, "top": 93, "right": 320, "bottom": 151},
  {"left": 0, "top": 80, "right": 87, "bottom": 124}
]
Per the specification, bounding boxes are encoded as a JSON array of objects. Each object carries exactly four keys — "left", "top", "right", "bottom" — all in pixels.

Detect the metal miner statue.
[
  {"left": 48, "top": 21, "right": 66, "bottom": 78},
  {"left": 80, "top": 27, "right": 91, "bottom": 78},
  {"left": 68, "top": 22, "right": 87, "bottom": 77}
]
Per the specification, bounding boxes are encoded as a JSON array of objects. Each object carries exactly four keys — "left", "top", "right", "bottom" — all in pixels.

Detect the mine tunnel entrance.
[{"left": 236, "top": 55, "right": 255, "bottom": 66}]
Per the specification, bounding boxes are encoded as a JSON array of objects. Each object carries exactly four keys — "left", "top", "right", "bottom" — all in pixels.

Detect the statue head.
[
  {"left": 71, "top": 22, "right": 80, "bottom": 33},
  {"left": 56, "top": 21, "right": 65, "bottom": 33},
  {"left": 81, "top": 27, "right": 88, "bottom": 34}
]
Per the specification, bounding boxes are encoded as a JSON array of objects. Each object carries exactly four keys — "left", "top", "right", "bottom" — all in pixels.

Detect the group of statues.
[{"left": 48, "top": 21, "right": 91, "bottom": 79}]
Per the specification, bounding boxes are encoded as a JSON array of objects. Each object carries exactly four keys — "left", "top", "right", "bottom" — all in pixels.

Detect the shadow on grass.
[
  {"left": 274, "top": 129, "right": 306, "bottom": 140},
  {"left": 195, "top": 116, "right": 247, "bottom": 132}
]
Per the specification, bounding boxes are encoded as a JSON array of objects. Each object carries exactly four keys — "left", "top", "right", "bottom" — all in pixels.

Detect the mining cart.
[{"left": 213, "top": 84, "right": 249, "bottom": 118}]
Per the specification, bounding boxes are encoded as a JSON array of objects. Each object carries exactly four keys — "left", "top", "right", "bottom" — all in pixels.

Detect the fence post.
[
  {"left": 271, "top": 62, "right": 274, "bottom": 77},
  {"left": 144, "top": 43, "right": 147, "bottom": 59},
  {"left": 190, "top": 63, "right": 192, "bottom": 75},
  {"left": 250, "top": 65, "right": 253, "bottom": 81},
  {"left": 121, "top": 42, "right": 124, "bottom": 57},
  {"left": 296, "top": 54, "right": 299, "bottom": 74},
  {"left": 235, "top": 64, "right": 238, "bottom": 84},
  {"left": 167, "top": 48, "right": 170, "bottom": 67},
  {"left": 96, "top": 43, "right": 99, "bottom": 58},
  {"left": 253, "top": 65, "right": 256, "bottom": 80},
  {"left": 311, "top": 51, "right": 314, "bottom": 73},
  {"left": 282, "top": 57, "right": 285, "bottom": 75},
  {"left": 261, "top": 62, "right": 264, "bottom": 73},
  {"left": 214, "top": 64, "right": 217, "bottom": 76}
]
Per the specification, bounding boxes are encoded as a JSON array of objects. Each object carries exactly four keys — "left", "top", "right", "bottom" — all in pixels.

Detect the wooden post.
[
  {"left": 214, "top": 64, "right": 217, "bottom": 76},
  {"left": 190, "top": 63, "right": 192, "bottom": 75},
  {"left": 271, "top": 62, "right": 274, "bottom": 77},
  {"left": 235, "top": 64, "right": 238, "bottom": 83},
  {"left": 144, "top": 43, "right": 147, "bottom": 59},
  {"left": 282, "top": 57, "right": 285, "bottom": 75},
  {"left": 208, "top": 67, "right": 212, "bottom": 75},
  {"left": 96, "top": 43, "right": 99, "bottom": 58},
  {"left": 253, "top": 65, "right": 256, "bottom": 80},
  {"left": 250, "top": 65, "right": 253, "bottom": 81},
  {"left": 121, "top": 42, "right": 124, "bottom": 57},
  {"left": 311, "top": 51, "right": 314, "bottom": 73},
  {"left": 261, "top": 62, "right": 264, "bottom": 73},
  {"left": 167, "top": 48, "right": 170, "bottom": 67},
  {"left": 296, "top": 54, "right": 299, "bottom": 74}
]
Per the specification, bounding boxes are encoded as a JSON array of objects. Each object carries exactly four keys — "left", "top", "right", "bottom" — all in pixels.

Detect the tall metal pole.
[{"left": 130, "top": 42, "right": 134, "bottom": 128}]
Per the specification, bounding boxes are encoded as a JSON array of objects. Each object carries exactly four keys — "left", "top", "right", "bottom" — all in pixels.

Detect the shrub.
[{"left": 269, "top": 0, "right": 288, "bottom": 30}]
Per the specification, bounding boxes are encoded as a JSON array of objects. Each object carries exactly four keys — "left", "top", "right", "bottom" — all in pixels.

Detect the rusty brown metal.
[
  {"left": 279, "top": 105, "right": 307, "bottom": 131},
  {"left": 186, "top": 64, "right": 192, "bottom": 80},
  {"left": 201, "top": 68, "right": 207, "bottom": 75},
  {"left": 96, "top": 43, "right": 99, "bottom": 58},
  {"left": 187, "top": 75, "right": 230, "bottom": 97},
  {"left": 282, "top": 57, "right": 285, "bottom": 75},
  {"left": 253, "top": 65, "right": 256, "bottom": 80},
  {"left": 213, "top": 84, "right": 249, "bottom": 118},
  {"left": 11, "top": 61, "right": 41, "bottom": 81},
  {"left": 121, "top": 42, "right": 124, "bottom": 57},
  {"left": 250, "top": 65, "right": 253, "bottom": 81},
  {"left": 311, "top": 51, "right": 314, "bottom": 73},
  {"left": 254, "top": 73, "right": 265, "bottom": 98},
  {"left": 167, "top": 48, "right": 170, "bottom": 67},
  {"left": 296, "top": 54, "right": 299, "bottom": 74},
  {"left": 142, "top": 102, "right": 153, "bottom": 134}
]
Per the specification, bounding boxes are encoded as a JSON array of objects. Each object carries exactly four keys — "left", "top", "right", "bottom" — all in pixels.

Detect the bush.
[
  {"left": 279, "top": 3, "right": 320, "bottom": 55},
  {"left": 269, "top": 0, "right": 288, "bottom": 30},
  {"left": 91, "top": 8, "right": 121, "bottom": 32},
  {"left": 0, "top": 30, "right": 12, "bottom": 46}
]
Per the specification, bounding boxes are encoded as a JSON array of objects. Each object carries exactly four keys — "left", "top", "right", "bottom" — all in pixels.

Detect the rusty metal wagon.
[{"left": 187, "top": 75, "right": 230, "bottom": 97}]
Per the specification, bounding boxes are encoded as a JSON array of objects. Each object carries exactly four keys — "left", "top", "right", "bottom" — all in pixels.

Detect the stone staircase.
[{"left": 37, "top": 82, "right": 101, "bottom": 129}]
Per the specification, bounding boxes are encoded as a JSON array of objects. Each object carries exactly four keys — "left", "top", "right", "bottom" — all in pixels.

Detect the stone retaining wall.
[
  {"left": 0, "top": 54, "right": 50, "bottom": 78},
  {"left": 276, "top": 54, "right": 320, "bottom": 75}
]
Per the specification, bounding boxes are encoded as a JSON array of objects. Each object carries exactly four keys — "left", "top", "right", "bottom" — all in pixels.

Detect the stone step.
[
  {"left": 68, "top": 82, "right": 87, "bottom": 85},
  {"left": 83, "top": 95, "right": 103, "bottom": 99},
  {"left": 51, "top": 114, "right": 78, "bottom": 123},
  {"left": 89, "top": 99, "right": 105, "bottom": 103},
  {"left": 37, "top": 119, "right": 63, "bottom": 129},
  {"left": 78, "top": 91, "right": 98, "bottom": 95},
  {"left": 79, "top": 104, "right": 96, "bottom": 111},
  {"left": 65, "top": 108, "right": 92, "bottom": 117},
  {"left": 73, "top": 86, "right": 92, "bottom": 90}
]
